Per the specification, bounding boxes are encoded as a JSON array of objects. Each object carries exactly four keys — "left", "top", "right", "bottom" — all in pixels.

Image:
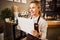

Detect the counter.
[{"left": 47, "top": 21, "right": 60, "bottom": 27}]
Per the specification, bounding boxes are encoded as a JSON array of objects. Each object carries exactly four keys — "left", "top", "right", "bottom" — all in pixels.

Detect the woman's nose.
[{"left": 29, "top": 9, "right": 33, "bottom": 12}]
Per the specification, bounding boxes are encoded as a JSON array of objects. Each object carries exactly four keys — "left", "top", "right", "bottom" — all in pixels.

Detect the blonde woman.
[
  {"left": 17, "top": 1, "right": 48, "bottom": 40},
  {"left": 27, "top": 1, "right": 48, "bottom": 40}
]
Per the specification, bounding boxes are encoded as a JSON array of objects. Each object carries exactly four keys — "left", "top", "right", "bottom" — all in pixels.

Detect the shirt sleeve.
[{"left": 39, "top": 20, "right": 48, "bottom": 40}]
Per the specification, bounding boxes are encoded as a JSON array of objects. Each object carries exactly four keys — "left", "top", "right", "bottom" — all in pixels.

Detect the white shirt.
[
  {"left": 17, "top": 16, "right": 48, "bottom": 40},
  {"left": 31, "top": 16, "right": 48, "bottom": 40}
]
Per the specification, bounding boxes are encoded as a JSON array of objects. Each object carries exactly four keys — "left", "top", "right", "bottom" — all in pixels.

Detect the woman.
[
  {"left": 17, "top": 1, "right": 48, "bottom": 40},
  {"left": 27, "top": 1, "right": 48, "bottom": 40}
]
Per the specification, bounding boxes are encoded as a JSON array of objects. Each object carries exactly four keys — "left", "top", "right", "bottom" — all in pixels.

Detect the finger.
[{"left": 17, "top": 25, "right": 21, "bottom": 30}]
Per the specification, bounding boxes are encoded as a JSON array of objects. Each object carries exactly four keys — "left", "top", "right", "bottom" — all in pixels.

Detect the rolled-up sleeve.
[{"left": 39, "top": 20, "right": 48, "bottom": 40}]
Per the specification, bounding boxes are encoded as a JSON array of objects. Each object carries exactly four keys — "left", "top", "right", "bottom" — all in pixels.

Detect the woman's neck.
[{"left": 32, "top": 14, "right": 39, "bottom": 18}]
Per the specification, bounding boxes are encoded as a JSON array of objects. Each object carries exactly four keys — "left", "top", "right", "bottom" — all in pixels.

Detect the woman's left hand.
[
  {"left": 31, "top": 30, "right": 39, "bottom": 37},
  {"left": 17, "top": 24, "right": 21, "bottom": 30}
]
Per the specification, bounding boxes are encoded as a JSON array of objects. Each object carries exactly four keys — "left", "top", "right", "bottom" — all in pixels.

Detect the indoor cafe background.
[{"left": 0, "top": 0, "right": 60, "bottom": 40}]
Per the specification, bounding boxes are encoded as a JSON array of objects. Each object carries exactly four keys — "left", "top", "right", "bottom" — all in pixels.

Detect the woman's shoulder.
[
  {"left": 40, "top": 17, "right": 46, "bottom": 22},
  {"left": 39, "top": 17, "right": 48, "bottom": 27}
]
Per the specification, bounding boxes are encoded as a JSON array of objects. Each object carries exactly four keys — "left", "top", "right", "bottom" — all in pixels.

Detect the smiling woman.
[
  {"left": 29, "top": 0, "right": 42, "bottom": 17},
  {"left": 17, "top": 0, "right": 48, "bottom": 40}
]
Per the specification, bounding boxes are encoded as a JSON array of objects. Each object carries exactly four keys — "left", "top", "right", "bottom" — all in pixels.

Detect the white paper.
[
  {"left": 18, "top": 17, "right": 34, "bottom": 35},
  {"left": 22, "top": 0, "right": 27, "bottom": 3}
]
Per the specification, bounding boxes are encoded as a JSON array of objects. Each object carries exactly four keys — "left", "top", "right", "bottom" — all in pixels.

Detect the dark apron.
[{"left": 27, "top": 16, "right": 41, "bottom": 40}]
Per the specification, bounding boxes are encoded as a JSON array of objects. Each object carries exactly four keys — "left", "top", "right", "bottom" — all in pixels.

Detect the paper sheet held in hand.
[{"left": 18, "top": 17, "right": 34, "bottom": 35}]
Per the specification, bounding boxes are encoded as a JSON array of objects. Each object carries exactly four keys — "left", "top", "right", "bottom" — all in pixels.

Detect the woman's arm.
[{"left": 39, "top": 20, "right": 48, "bottom": 40}]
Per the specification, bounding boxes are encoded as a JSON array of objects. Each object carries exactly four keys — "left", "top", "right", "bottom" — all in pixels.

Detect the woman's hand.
[
  {"left": 31, "top": 30, "right": 39, "bottom": 37},
  {"left": 17, "top": 24, "right": 21, "bottom": 30}
]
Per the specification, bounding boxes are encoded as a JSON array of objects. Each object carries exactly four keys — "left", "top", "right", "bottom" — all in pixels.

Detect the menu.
[{"left": 18, "top": 17, "right": 34, "bottom": 35}]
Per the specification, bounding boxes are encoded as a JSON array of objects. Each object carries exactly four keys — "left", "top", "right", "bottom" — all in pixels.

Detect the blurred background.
[{"left": 0, "top": 0, "right": 60, "bottom": 40}]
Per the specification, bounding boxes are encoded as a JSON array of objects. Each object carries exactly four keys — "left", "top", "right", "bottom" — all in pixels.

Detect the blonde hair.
[{"left": 30, "top": 1, "right": 42, "bottom": 17}]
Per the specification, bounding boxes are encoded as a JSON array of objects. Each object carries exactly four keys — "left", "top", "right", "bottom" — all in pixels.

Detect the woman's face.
[{"left": 29, "top": 3, "right": 40, "bottom": 16}]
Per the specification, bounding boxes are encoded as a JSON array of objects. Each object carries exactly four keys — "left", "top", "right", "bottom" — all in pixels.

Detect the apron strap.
[{"left": 37, "top": 16, "right": 40, "bottom": 23}]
